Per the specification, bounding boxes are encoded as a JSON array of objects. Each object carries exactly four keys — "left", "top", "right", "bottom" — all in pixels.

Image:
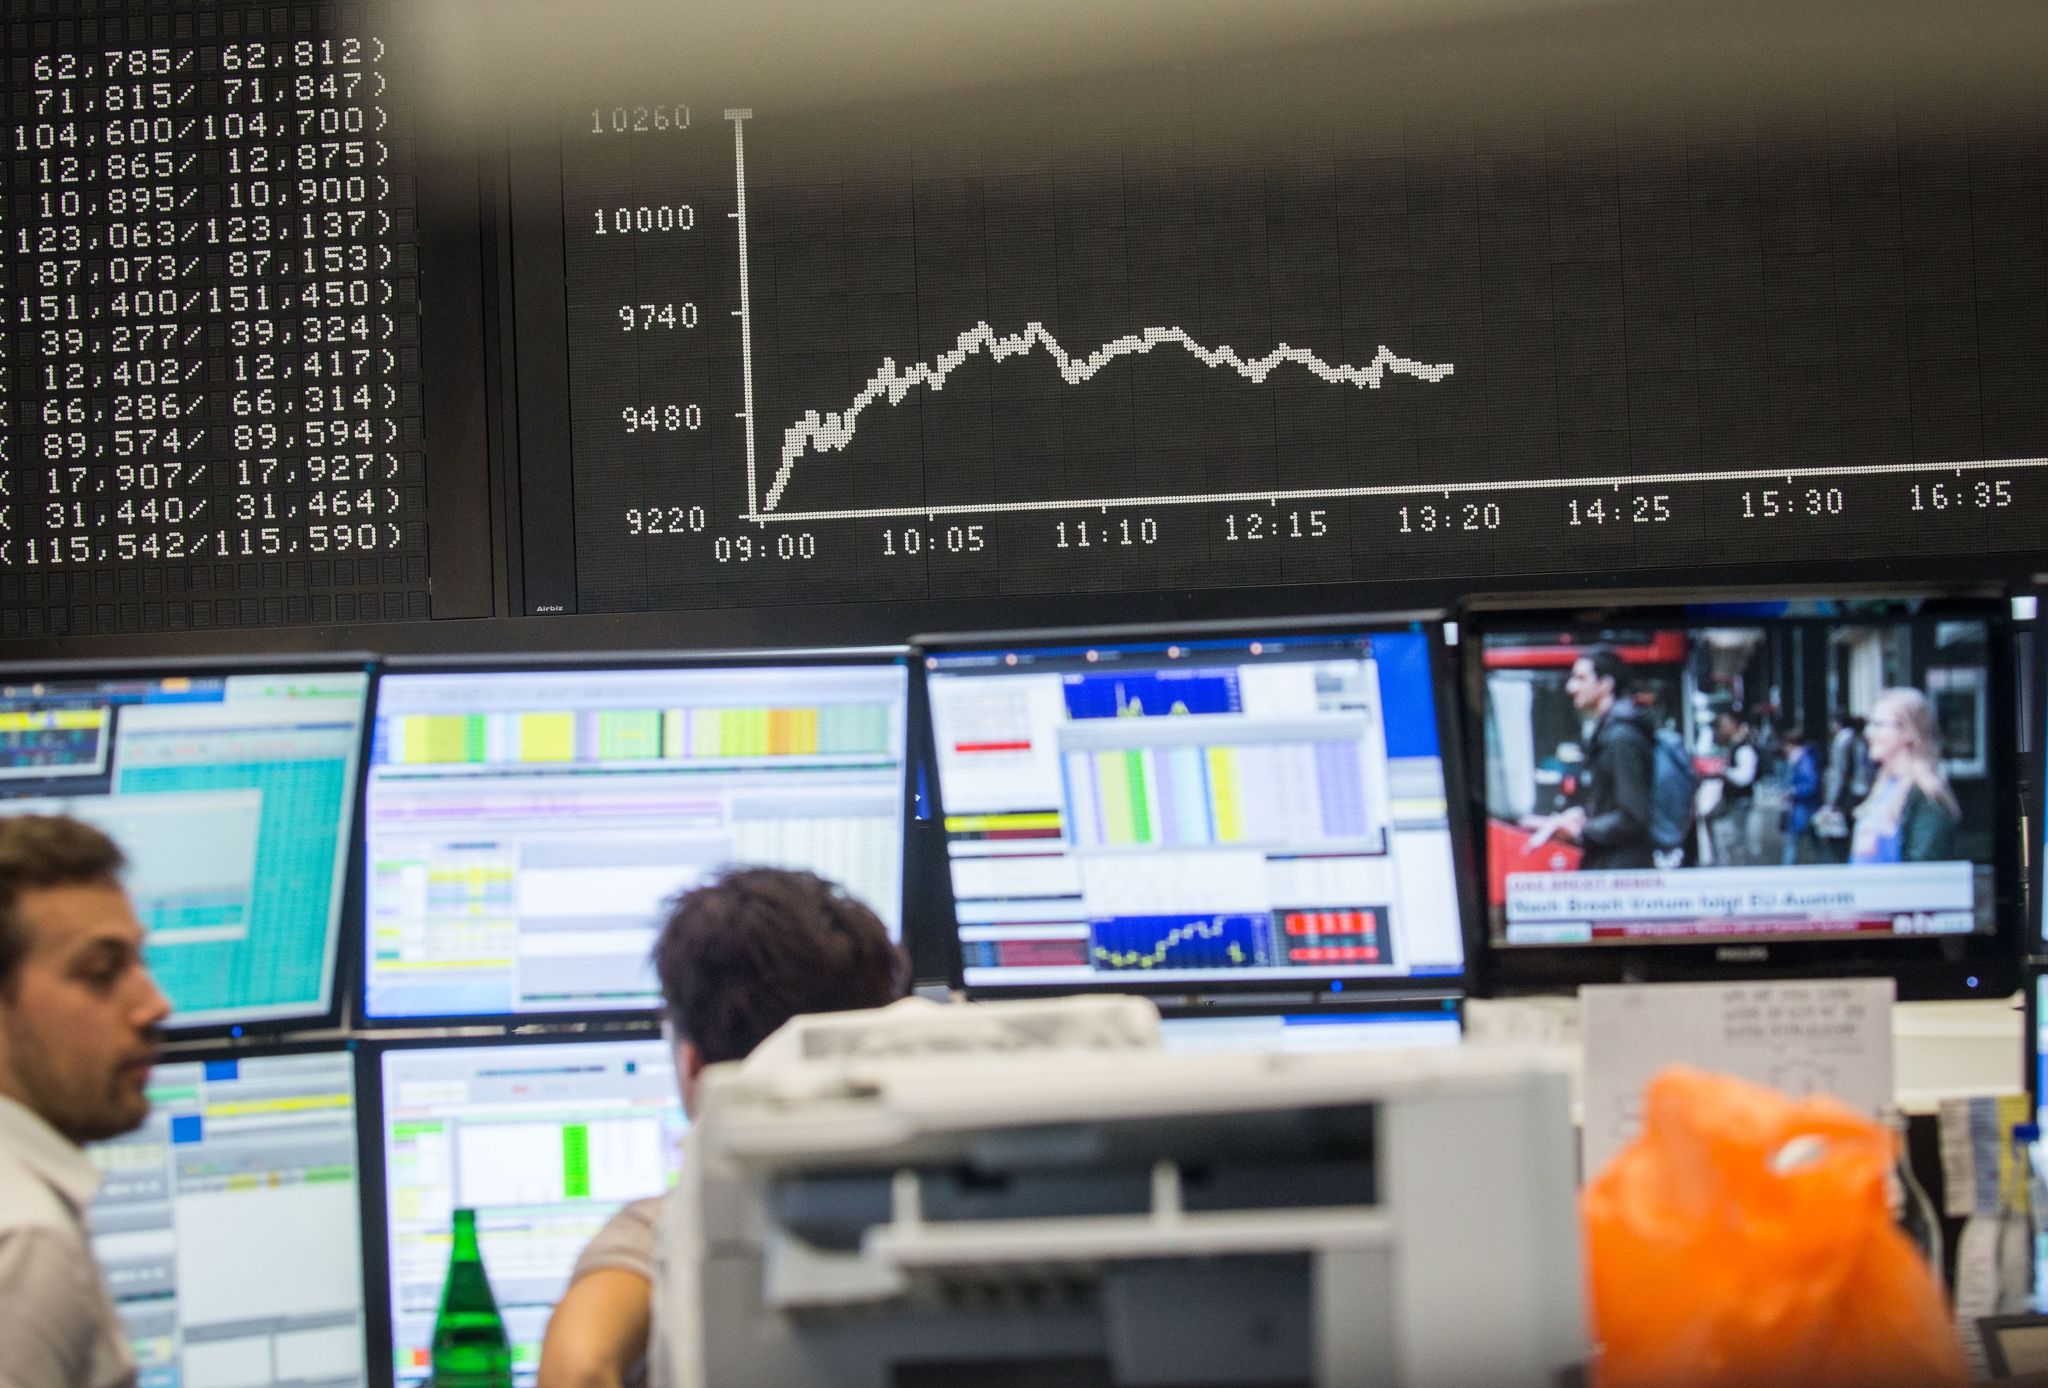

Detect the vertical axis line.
[{"left": 725, "top": 108, "right": 760, "bottom": 521}]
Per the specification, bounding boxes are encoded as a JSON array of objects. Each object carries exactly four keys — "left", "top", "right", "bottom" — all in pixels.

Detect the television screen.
[
  {"left": 361, "top": 656, "right": 910, "bottom": 1020},
  {"left": 924, "top": 621, "right": 1465, "bottom": 995},
  {"left": 89, "top": 1049, "right": 367, "bottom": 1386},
  {"left": 1473, "top": 602, "right": 2011, "bottom": 991},
  {"left": 0, "top": 665, "right": 371, "bottom": 1029},
  {"left": 371, "top": 1037, "right": 686, "bottom": 1387}
]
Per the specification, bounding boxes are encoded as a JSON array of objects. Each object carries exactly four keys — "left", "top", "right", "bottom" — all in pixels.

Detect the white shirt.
[{"left": 0, "top": 1094, "right": 136, "bottom": 1388}]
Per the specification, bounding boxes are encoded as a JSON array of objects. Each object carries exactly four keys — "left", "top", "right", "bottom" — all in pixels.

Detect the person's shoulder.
[
  {"left": 570, "top": 1196, "right": 666, "bottom": 1285},
  {"left": 0, "top": 1140, "right": 81, "bottom": 1238},
  {"left": 1902, "top": 784, "right": 1958, "bottom": 822},
  {"left": 1604, "top": 704, "right": 1654, "bottom": 744},
  {"left": 0, "top": 1217, "right": 102, "bottom": 1307}
]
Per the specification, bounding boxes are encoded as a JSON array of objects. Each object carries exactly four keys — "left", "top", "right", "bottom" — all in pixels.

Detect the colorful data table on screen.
[
  {"left": 376, "top": 1037, "right": 689, "bottom": 1388},
  {"left": 363, "top": 661, "right": 911, "bottom": 1020},
  {"left": 0, "top": 668, "right": 370, "bottom": 1029},
  {"left": 87, "top": 1049, "right": 366, "bottom": 1386},
  {"left": 925, "top": 622, "right": 1465, "bottom": 995}
]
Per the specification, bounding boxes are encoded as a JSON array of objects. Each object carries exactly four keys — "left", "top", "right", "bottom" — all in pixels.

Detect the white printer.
[{"left": 666, "top": 997, "right": 1583, "bottom": 1388}]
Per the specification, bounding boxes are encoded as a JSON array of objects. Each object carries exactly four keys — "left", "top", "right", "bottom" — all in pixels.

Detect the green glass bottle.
[{"left": 429, "top": 1208, "right": 513, "bottom": 1388}]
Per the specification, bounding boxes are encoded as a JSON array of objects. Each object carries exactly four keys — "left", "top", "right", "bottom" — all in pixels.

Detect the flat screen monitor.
[
  {"left": 360, "top": 654, "right": 911, "bottom": 1021},
  {"left": 922, "top": 619, "right": 1467, "bottom": 997},
  {"left": 1468, "top": 596, "right": 2020, "bottom": 998},
  {"left": 2032, "top": 970, "right": 2048, "bottom": 1312},
  {"left": 0, "top": 663, "right": 372, "bottom": 1030},
  {"left": 88, "top": 1048, "right": 368, "bottom": 1388},
  {"left": 2035, "top": 611, "right": 2047, "bottom": 955},
  {"left": 2035, "top": 973, "right": 2046, "bottom": 1116},
  {"left": 1157, "top": 1000, "right": 1462, "bottom": 1054},
  {"left": 369, "top": 1036, "right": 688, "bottom": 1387}
]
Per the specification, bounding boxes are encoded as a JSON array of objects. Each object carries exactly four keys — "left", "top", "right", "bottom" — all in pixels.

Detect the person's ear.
[{"left": 677, "top": 1038, "right": 708, "bottom": 1120}]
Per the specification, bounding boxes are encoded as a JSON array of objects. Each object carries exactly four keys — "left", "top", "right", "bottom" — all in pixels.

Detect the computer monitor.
[
  {"left": 2033, "top": 608, "right": 2046, "bottom": 954},
  {"left": 0, "top": 661, "right": 373, "bottom": 1030},
  {"left": 1156, "top": 999, "right": 1463, "bottom": 1054},
  {"left": 921, "top": 618, "right": 1468, "bottom": 997},
  {"left": 366, "top": 1035, "right": 688, "bottom": 1387},
  {"left": 88, "top": 1047, "right": 368, "bottom": 1387},
  {"left": 359, "top": 653, "right": 912, "bottom": 1021},
  {"left": 1467, "top": 594, "right": 2021, "bottom": 998}
]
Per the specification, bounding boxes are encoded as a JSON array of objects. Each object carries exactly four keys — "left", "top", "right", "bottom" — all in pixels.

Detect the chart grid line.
[
  {"left": 725, "top": 108, "right": 760, "bottom": 521},
  {"left": 744, "top": 456, "right": 2048, "bottom": 523}
]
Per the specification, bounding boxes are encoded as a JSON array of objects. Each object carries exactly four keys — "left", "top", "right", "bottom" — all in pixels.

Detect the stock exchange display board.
[
  {"left": 542, "top": 88, "right": 2048, "bottom": 617},
  {"left": 2, "top": 1, "right": 427, "bottom": 639},
  {"left": 4, "top": 2, "right": 2045, "bottom": 645}
]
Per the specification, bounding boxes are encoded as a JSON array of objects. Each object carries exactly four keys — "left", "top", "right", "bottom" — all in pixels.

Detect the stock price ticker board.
[
  {"left": 2, "top": 1, "right": 427, "bottom": 640},
  {"left": 557, "top": 93, "right": 2048, "bottom": 616}
]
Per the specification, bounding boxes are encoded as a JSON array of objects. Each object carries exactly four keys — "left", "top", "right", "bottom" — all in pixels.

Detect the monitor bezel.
[
  {"left": 351, "top": 647, "right": 919, "bottom": 1029},
  {"left": 1153, "top": 994, "right": 1464, "bottom": 1027},
  {"left": 2027, "top": 965, "right": 2045, "bottom": 1120},
  {"left": 0, "top": 653, "right": 378, "bottom": 1038},
  {"left": 355, "top": 1024, "right": 670, "bottom": 1388},
  {"left": 1458, "top": 587, "right": 2025, "bottom": 1001},
  {"left": 913, "top": 611, "right": 1476, "bottom": 1004}
]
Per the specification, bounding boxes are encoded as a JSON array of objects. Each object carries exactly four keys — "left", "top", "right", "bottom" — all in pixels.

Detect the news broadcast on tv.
[{"left": 1480, "top": 609, "right": 1998, "bottom": 948}]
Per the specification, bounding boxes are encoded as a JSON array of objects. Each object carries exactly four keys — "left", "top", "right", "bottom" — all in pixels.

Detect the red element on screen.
[
  {"left": 1283, "top": 910, "right": 1379, "bottom": 936},
  {"left": 994, "top": 937, "right": 1091, "bottom": 967},
  {"left": 1487, "top": 818, "right": 1582, "bottom": 902},
  {"left": 1589, "top": 918, "right": 1897, "bottom": 940},
  {"left": 1480, "top": 631, "right": 1688, "bottom": 669}
]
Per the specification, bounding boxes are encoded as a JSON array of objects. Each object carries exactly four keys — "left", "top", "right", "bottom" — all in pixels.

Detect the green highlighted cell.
[
  {"left": 597, "top": 709, "right": 661, "bottom": 759},
  {"left": 562, "top": 1124, "right": 590, "bottom": 1199}
]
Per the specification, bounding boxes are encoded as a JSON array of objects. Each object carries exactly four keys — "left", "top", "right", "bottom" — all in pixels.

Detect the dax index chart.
[{"left": 557, "top": 98, "right": 2048, "bottom": 615}]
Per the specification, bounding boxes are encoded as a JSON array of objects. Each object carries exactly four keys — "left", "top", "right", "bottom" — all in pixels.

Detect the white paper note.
[
  {"left": 1579, "top": 977, "right": 1895, "bottom": 1178},
  {"left": 1954, "top": 1216, "right": 2003, "bottom": 1381}
]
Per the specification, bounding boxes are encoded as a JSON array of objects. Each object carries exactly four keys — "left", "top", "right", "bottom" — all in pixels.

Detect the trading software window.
[
  {"left": 363, "top": 664, "right": 908, "bottom": 1018},
  {"left": 378, "top": 1039, "right": 687, "bottom": 1385},
  {"left": 0, "top": 671, "right": 368, "bottom": 1027},
  {"left": 929, "top": 630, "right": 1464, "bottom": 990},
  {"left": 89, "top": 1051, "right": 367, "bottom": 1388}
]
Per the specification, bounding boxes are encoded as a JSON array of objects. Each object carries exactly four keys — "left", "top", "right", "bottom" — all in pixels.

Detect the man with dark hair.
[
  {"left": 539, "top": 867, "right": 906, "bottom": 1388},
  {"left": 1705, "top": 707, "right": 1761, "bottom": 867},
  {"left": 0, "top": 813, "right": 172, "bottom": 1388},
  {"left": 1524, "top": 643, "right": 1656, "bottom": 871}
]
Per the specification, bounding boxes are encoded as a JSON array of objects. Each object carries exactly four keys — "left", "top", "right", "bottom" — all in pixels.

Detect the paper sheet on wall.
[
  {"left": 1940, "top": 1092, "right": 2034, "bottom": 1381},
  {"left": 1954, "top": 1216, "right": 2005, "bottom": 1382},
  {"left": 1579, "top": 978, "right": 1895, "bottom": 1178},
  {"left": 1938, "top": 1093, "right": 2034, "bottom": 1217}
]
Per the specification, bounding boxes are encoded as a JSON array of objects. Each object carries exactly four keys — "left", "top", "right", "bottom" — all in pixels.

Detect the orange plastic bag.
[{"left": 1582, "top": 1067, "right": 1967, "bottom": 1388}]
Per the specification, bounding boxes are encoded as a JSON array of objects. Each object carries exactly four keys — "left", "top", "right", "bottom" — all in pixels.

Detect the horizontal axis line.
[{"left": 739, "top": 455, "right": 2048, "bottom": 524}]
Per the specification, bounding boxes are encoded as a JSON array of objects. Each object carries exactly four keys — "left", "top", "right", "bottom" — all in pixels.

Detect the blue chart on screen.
[
  {"left": 1090, "top": 914, "right": 1277, "bottom": 971},
  {"left": 1063, "top": 670, "right": 1241, "bottom": 720}
]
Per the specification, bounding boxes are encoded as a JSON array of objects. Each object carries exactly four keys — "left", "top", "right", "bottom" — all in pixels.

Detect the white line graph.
[{"left": 754, "top": 323, "right": 1456, "bottom": 515}]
